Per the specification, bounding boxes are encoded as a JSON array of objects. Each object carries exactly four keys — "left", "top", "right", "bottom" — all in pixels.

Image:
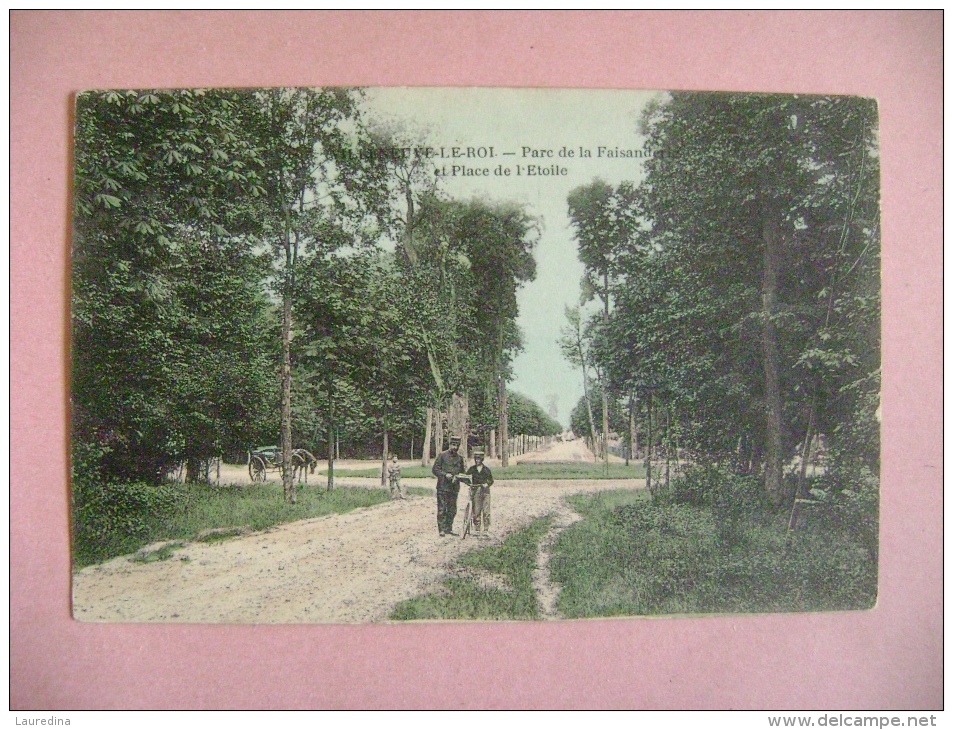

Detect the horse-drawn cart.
[{"left": 248, "top": 446, "right": 318, "bottom": 483}]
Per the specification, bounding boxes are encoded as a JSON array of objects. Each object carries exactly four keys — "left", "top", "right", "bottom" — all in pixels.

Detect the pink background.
[{"left": 10, "top": 11, "right": 942, "bottom": 709}]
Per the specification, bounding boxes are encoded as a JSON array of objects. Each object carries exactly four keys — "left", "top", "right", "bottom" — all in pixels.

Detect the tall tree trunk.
[
  {"left": 398, "top": 179, "right": 450, "bottom": 469},
  {"left": 327, "top": 378, "right": 334, "bottom": 492},
  {"left": 497, "top": 325, "right": 508, "bottom": 466},
  {"left": 750, "top": 441, "right": 764, "bottom": 477},
  {"left": 487, "top": 379, "right": 498, "bottom": 455},
  {"left": 762, "top": 210, "right": 784, "bottom": 505},
  {"left": 434, "top": 404, "right": 444, "bottom": 457},
  {"left": 281, "top": 290, "right": 295, "bottom": 504},
  {"left": 582, "top": 375, "right": 597, "bottom": 453},
  {"left": 401, "top": 178, "right": 419, "bottom": 266},
  {"left": 672, "top": 411, "right": 681, "bottom": 477},
  {"left": 185, "top": 457, "right": 206, "bottom": 484},
  {"left": 624, "top": 394, "right": 631, "bottom": 466},
  {"left": 279, "top": 189, "right": 298, "bottom": 505},
  {"left": 381, "top": 428, "right": 389, "bottom": 487},
  {"left": 645, "top": 391, "right": 653, "bottom": 494},
  {"left": 795, "top": 392, "right": 818, "bottom": 499},
  {"left": 422, "top": 407, "right": 433, "bottom": 466},
  {"left": 664, "top": 405, "right": 672, "bottom": 490},
  {"left": 500, "top": 378, "right": 509, "bottom": 467},
  {"left": 629, "top": 392, "right": 637, "bottom": 463},
  {"left": 449, "top": 392, "right": 469, "bottom": 459},
  {"left": 601, "top": 279, "right": 611, "bottom": 461}
]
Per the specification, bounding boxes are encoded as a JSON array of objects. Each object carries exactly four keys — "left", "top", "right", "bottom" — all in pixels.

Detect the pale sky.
[{"left": 362, "top": 88, "right": 659, "bottom": 428}]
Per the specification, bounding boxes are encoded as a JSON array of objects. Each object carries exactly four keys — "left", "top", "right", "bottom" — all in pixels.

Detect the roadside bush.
[
  {"left": 803, "top": 462, "right": 880, "bottom": 567},
  {"left": 72, "top": 480, "right": 179, "bottom": 565},
  {"left": 655, "top": 463, "right": 766, "bottom": 514},
  {"left": 551, "top": 467, "right": 878, "bottom": 617},
  {"left": 71, "top": 438, "right": 109, "bottom": 485}
]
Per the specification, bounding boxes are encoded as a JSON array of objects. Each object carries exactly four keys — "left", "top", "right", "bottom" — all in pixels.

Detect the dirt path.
[
  {"left": 516, "top": 436, "right": 626, "bottom": 464},
  {"left": 73, "top": 452, "right": 643, "bottom": 623},
  {"left": 531, "top": 501, "right": 584, "bottom": 619}
]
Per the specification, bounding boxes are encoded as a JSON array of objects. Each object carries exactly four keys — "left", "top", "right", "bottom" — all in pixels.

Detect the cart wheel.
[{"left": 249, "top": 455, "right": 267, "bottom": 482}]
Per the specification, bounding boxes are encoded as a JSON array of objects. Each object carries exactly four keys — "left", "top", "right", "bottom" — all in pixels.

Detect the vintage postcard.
[{"left": 70, "top": 87, "right": 880, "bottom": 623}]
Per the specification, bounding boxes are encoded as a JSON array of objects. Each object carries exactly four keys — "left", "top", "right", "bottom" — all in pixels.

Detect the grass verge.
[
  {"left": 550, "top": 482, "right": 878, "bottom": 617},
  {"left": 323, "top": 463, "right": 646, "bottom": 480},
  {"left": 73, "top": 482, "right": 431, "bottom": 570},
  {"left": 390, "top": 515, "right": 553, "bottom": 621}
]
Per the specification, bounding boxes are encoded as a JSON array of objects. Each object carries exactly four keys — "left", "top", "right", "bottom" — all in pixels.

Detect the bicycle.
[{"left": 450, "top": 474, "right": 474, "bottom": 539}]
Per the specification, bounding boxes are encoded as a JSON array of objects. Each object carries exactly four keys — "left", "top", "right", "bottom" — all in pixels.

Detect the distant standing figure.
[
  {"left": 465, "top": 448, "right": 494, "bottom": 538},
  {"left": 432, "top": 435, "right": 466, "bottom": 536},
  {"left": 387, "top": 455, "right": 405, "bottom": 500}
]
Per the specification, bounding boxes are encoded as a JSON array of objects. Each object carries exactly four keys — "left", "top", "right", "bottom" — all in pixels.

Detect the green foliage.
[
  {"left": 241, "top": 87, "right": 393, "bottom": 500},
  {"left": 290, "top": 185, "right": 541, "bottom": 459},
  {"left": 558, "top": 305, "right": 602, "bottom": 440},
  {"left": 247, "top": 88, "right": 388, "bottom": 255},
  {"left": 72, "top": 87, "right": 543, "bottom": 495},
  {"left": 588, "top": 91, "right": 880, "bottom": 489},
  {"left": 392, "top": 192, "right": 539, "bottom": 438},
  {"left": 73, "top": 88, "right": 266, "bottom": 235},
  {"left": 550, "top": 473, "right": 878, "bottom": 617},
  {"left": 295, "top": 251, "right": 431, "bottom": 454},
  {"left": 451, "top": 199, "right": 538, "bottom": 362},
  {"left": 808, "top": 463, "right": 880, "bottom": 563},
  {"left": 72, "top": 480, "right": 180, "bottom": 566},
  {"left": 390, "top": 515, "right": 551, "bottom": 621},
  {"left": 569, "top": 384, "right": 627, "bottom": 439},
  {"left": 72, "top": 89, "right": 275, "bottom": 482},
  {"left": 653, "top": 463, "right": 765, "bottom": 512},
  {"left": 506, "top": 391, "right": 562, "bottom": 436},
  {"left": 567, "top": 178, "right": 635, "bottom": 312}
]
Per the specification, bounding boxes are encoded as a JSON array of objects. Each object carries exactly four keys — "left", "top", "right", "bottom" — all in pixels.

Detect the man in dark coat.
[{"left": 432, "top": 435, "right": 466, "bottom": 536}]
